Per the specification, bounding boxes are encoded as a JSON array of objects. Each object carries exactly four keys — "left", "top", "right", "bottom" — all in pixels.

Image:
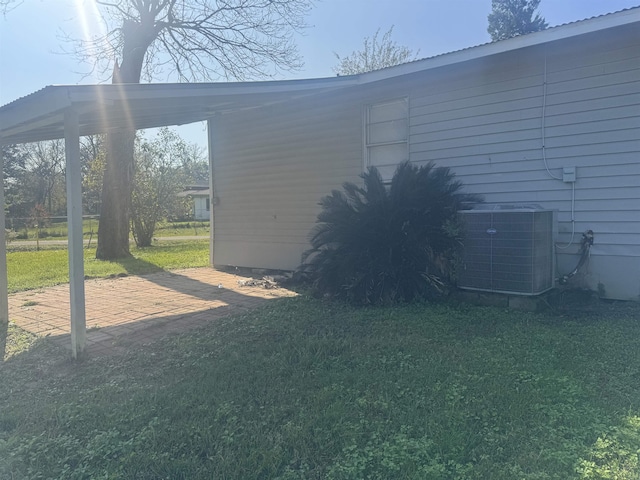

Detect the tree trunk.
[
  {"left": 96, "top": 129, "right": 135, "bottom": 258},
  {"left": 95, "top": 18, "right": 157, "bottom": 260}
]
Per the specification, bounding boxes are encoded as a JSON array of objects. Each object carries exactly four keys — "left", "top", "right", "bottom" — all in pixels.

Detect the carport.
[{"left": 0, "top": 77, "right": 357, "bottom": 358}]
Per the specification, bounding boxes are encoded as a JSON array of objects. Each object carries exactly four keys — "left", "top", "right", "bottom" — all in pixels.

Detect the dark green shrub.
[{"left": 301, "top": 161, "right": 480, "bottom": 304}]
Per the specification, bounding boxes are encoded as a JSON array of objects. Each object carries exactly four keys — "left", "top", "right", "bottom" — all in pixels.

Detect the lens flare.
[{"left": 73, "top": 0, "right": 105, "bottom": 76}]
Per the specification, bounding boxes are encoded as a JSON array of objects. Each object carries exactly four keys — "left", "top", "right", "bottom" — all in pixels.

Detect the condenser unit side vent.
[{"left": 458, "top": 208, "right": 555, "bottom": 296}]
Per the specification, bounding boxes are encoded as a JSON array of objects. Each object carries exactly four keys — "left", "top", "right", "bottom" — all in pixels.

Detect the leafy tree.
[
  {"left": 301, "top": 161, "right": 481, "bottom": 305},
  {"left": 80, "top": 135, "right": 107, "bottom": 216},
  {"left": 333, "top": 26, "right": 419, "bottom": 75},
  {"left": 3, "top": 136, "right": 106, "bottom": 220},
  {"left": 0, "top": 143, "right": 25, "bottom": 359},
  {"left": 130, "top": 128, "right": 204, "bottom": 246},
  {"left": 131, "top": 145, "right": 165, "bottom": 247},
  {"left": 28, "top": 203, "right": 50, "bottom": 251},
  {"left": 487, "top": 0, "right": 548, "bottom": 41},
  {"left": 17, "top": 141, "right": 66, "bottom": 217},
  {"left": 180, "top": 144, "right": 209, "bottom": 186},
  {"left": 2, "top": 144, "right": 27, "bottom": 222},
  {"left": 1, "top": 144, "right": 25, "bottom": 182},
  {"left": 27, "top": 141, "right": 66, "bottom": 214}
]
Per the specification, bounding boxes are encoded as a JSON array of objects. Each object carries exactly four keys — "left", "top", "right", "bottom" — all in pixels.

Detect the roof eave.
[
  {"left": 0, "top": 87, "right": 73, "bottom": 144},
  {"left": 358, "top": 7, "right": 640, "bottom": 84},
  {"left": 0, "top": 77, "right": 361, "bottom": 144}
]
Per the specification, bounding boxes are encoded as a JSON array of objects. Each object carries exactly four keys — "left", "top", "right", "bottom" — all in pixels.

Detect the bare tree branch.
[
  {"left": 70, "top": 0, "right": 312, "bottom": 83},
  {"left": 333, "top": 26, "right": 420, "bottom": 76},
  {"left": 0, "top": 0, "right": 22, "bottom": 16}
]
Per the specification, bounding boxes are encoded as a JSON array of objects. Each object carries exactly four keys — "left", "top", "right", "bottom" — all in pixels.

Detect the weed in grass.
[{"left": 576, "top": 415, "right": 640, "bottom": 479}]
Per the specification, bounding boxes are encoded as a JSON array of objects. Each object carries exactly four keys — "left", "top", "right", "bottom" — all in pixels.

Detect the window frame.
[{"left": 363, "top": 97, "right": 410, "bottom": 182}]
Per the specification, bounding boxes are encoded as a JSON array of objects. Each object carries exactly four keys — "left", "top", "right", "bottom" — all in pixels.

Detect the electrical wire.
[
  {"left": 555, "top": 182, "right": 576, "bottom": 249},
  {"left": 541, "top": 50, "right": 576, "bottom": 249},
  {"left": 541, "top": 54, "right": 562, "bottom": 181}
]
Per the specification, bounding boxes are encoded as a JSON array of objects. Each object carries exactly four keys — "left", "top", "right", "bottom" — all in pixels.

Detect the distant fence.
[
  {"left": 4, "top": 216, "right": 209, "bottom": 245},
  {"left": 4, "top": 215, "right": 101, "bottom": 245},
  {"left": 5, "top": 215, "right": 100, "bottom": 233}
]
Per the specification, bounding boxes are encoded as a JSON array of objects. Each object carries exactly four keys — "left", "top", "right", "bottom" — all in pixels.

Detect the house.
[
  {"left": 177, "top": 185, "right": 210, "bottom": 220},
  {"left": 1, "top": 8, "right": 639, "bottom": 356},
  {"left": 207, "top": 8, "right": 640, "bottom": 301}
]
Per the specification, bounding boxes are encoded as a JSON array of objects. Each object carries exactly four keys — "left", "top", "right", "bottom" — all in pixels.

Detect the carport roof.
[{"left": 0, "top": 77, "right": 359, "bottom": 145}]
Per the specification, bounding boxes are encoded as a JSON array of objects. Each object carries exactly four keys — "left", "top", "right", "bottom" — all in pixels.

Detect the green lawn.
[
  {"left": 2, "top": 294, "right": 640, "bottom": 478},
  {"left": 7, "top": 240, "right": 210, "bottom": 292}
]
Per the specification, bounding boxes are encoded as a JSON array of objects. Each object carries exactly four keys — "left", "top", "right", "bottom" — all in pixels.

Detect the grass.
[
  {"left": 7, "top": 240, "right": 210, "bottom": 292},
  {"left": 2, "top": 295, "right": 640, "bottom": 478}
]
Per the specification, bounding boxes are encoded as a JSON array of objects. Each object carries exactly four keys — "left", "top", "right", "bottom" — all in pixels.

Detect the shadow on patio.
[{"left": 8, "top": 267, "right": 297, "bottom": 357}]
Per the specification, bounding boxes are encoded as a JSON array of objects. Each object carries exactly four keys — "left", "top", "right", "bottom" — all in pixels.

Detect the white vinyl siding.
[
  {"left": 365, "top": 98, "right": 408, "bottom": 181},
  {"left": 210, "top": 90, "right": 364, "bottom": 270},
  {"left": 403, "top": 29, "right": 640, "bottom": 299},
  {"left": 210, "top": 24, "right": 640, "bottom": 299}
]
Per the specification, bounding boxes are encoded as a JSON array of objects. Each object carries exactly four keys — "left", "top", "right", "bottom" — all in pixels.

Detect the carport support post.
[
  {"left": 207, "top": 118, "right": 215, "bottom": 267},
  {"left": 0, "top": 147, "right": 9, "bottom": 359},
  {"left": 64, "top": 109, "right": 86, "bottom": 359}
]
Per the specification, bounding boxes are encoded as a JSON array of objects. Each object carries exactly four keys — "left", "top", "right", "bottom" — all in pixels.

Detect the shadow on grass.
[
  {"left": 1, "top": 327, "right": 72, "bottom": 389},
  {"left": 113, "top": 255, "right": 165, "bottom": 276}
]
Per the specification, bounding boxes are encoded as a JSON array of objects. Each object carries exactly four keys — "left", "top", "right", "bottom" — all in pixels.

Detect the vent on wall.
[{"left": 458, "top": 206, "right": 555, "bottom": 296}]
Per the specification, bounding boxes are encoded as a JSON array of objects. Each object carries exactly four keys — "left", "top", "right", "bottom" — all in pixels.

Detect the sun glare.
[
  {"left": 71, "top": 0, "right": 136, "bottom": 132},
  {"left": 73, "top": 0, "right": 106, "bottom": 78}
]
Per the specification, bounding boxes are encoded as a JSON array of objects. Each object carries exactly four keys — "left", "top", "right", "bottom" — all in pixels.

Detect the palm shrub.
[{"left": 301, "top": 161, "right": 480, "bottom": 304}]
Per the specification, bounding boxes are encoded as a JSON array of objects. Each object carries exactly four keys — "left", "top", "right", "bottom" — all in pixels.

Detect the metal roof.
[
  {"left": 356, "top": 6, "right": 640, "bottom": 83},
  {"left": 1, "top": 6, "right": 638, "bottom": 145},
  {"left": 0, "top": 78, "right": 359, "bottom": 144}
]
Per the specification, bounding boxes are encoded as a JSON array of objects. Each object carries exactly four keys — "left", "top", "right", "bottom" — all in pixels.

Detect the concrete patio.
[{"left": 8, "top": 268, "right": 296, "bottom": 356}]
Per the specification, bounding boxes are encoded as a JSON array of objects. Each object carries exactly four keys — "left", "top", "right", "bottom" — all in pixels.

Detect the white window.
[{"left": 364, "top": 97, "right": 409, "bottom": 182}]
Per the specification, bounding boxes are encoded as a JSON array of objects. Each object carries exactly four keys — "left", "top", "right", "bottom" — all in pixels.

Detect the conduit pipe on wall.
[
  {"left": 540, "top": 49, "right": 577, "bottom": 250},
  {"left": 540, "top": 50, "right": 594, "bottom": 283}
]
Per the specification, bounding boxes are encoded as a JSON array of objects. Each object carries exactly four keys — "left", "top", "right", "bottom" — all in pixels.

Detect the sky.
[{"left": 1, "top": 0, "right": 638, "bottom": 145}]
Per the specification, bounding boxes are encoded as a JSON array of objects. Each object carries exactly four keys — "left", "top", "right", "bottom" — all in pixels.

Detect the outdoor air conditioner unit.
[{"left": 458, "top": 205, "right": 556, "bottom": 296}]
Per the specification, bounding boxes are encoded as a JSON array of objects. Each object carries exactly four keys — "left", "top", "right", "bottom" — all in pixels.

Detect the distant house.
[{"left": 178, "top": 185, "right": 210, "bottom": 221}]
